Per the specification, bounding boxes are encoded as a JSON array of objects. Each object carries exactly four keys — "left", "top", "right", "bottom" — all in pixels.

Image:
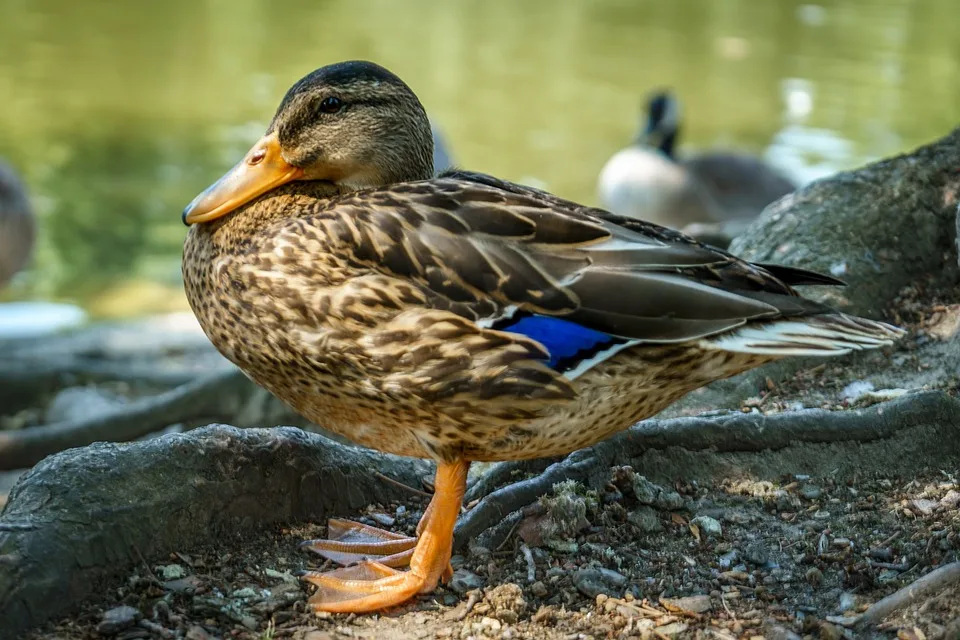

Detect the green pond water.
[{"left": 0, "top": 0, "right": 957, "bottom": 320}]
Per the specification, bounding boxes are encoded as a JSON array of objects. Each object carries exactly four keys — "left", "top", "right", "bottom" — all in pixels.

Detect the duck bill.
[{"left": 182, "top": 132, "right": 303, "bottom": 225}]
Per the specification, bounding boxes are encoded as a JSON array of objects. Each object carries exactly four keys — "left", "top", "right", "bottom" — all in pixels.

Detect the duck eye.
[{"left": 319, "top": 96, "right": 343, "bottom": 114}]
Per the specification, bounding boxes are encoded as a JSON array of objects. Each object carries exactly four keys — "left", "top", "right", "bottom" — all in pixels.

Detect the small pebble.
[
  {"left": 744, "top": 542, "right": 771, "bottom": 566},
  {"left": 805, "top": 567, "right": 823, "bottom": 586},
  {"left": 531, "top": 581, "right": 548, "bottom": 598},
  {"left": 370, "top": 513, "right": 395, "bottom": 527},
  {"left": 97, "top": 606, "right": 141, "bottom": 636},
  {"left": 449, "top": 568, "right": 484, "bottom": 594},
  {"left": 572, "top": 567, "right": 627, "bottom": 598},
  {"left": 157, "top": 564, "right": 185, "bottom": 581},
  {"left": 691, "top": 516, "right": 722, "bottom": 538},
  {"left": 185, "top": 626, "right": 212, "bottom": 640},
  {"left": 231, "top": 587, "right": 258, "bottom": 599},
  {"left": 838, "top": 592, "right": 857, "bottom": 613},
  {"left": 800, "top": 485, "right": 823, "bottom": 500},
  {"left": 626, "top": 506, "right": 662, "bottom": 533},
  {"left": 660, "top": 594, "right": 711, "bottom": 614},
  {"left": 718, "top": 549, "right": 739, "bottom": 569}
]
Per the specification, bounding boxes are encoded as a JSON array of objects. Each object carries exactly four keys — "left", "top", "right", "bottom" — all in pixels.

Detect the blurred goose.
[
  {"left": 0, "top": 160, "right": 35, "bottom": 289},
  {"left": 598, "top": 90, "right": 796, "bottom": 247}
]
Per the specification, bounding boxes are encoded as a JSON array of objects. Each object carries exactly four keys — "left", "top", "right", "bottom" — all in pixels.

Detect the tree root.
[
  {"left": 454, "top": 390, "right": 960, "bottom": 549},
  {"left": 0, "top": 369, "right": 251, "bottom": 470},
  {"left": 825, "top": 561, "right": 960, "bottom": 628},
  {"left": 0, "top": 424, "right": 432, "bottom": 637},
  {"left": 3, "top": 389, "right": 960, "bottom": 635}
]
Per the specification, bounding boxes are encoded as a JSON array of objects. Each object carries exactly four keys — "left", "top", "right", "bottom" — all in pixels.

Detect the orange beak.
[{"left": 182, "top": 132, "right": 304, "bottom": 225}]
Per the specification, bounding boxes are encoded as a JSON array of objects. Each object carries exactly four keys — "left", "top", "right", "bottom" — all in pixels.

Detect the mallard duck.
[
  {"left": 181, "top": 61, "right": 903, "bottom": 614},
  {"left": 0, "top": 160, "right": 35, "bottom": 289},
  {"left": 597, "top": 90, "right": 796, "bottom": 247}
]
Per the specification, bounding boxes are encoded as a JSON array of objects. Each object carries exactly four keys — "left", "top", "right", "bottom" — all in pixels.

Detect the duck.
[
  {"left": 0, "top": 160, "right": 35, "bottom": 289},
  {"left": 597, "top": 90, "right": 796, "bottom": 248},
  {"left": 180, "top": 60, "right": 904, "bottom": 614}
]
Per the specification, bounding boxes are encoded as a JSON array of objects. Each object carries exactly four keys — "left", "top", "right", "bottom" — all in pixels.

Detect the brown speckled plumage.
[
  {"left": 181, "top": 61, "right": 905, "bottom": 465},
  {"left": 181, "top": 61, "right": 902, "bottom": 463},
  {"left": 180, "top": 60, "right": 905, "bottom": 613}
]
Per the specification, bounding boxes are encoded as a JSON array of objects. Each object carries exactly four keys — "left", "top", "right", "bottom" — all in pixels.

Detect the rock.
[
  {"left": 731, "top": 128, "right": 960, "bottom": 319},
  {"left": 660, "top": 594, "right": 712, "bottom": 614},
  {"left": 96, "top": 606, "right": 141, "bottom": 636},
  {"left": 626, "top": 506, "right": 662, "bottom": 533},
  {"left": 531, "top": 480, "right": 592, "bottom": 552},
  {"left": 531, "top": 581, "right": 548, "bottom": 598},
  {"left": 654, "top": 622, "right": 689, "bottom": 637},
  {"left": 231, "top": 586, "right": 258, "bottom": 599},
  {"left": 161, "top": 576, "right": 203, "bottom": 594},
  {"left": 910, "top": 498, "right": 938, "bottom": 515},
  {"left": 764, "top": 624, "right": 802, "bottom": 640},
  {"left": 157, "top": 564, "right": 185, "bottom": 580},
  {"left": 370, "top": 512, "right": 395, "bottom": 527},
  {"left": 630, "top": 474, "right": 684, "bottom": 510},
  {"left": 718, "top": 549, "right": 739, "bottom": 569},
  {"left": 573, "top": 567, "right": 627, "bottom": 598},
  {"left": 449, "top": 568, "right": 484, "bottom": 594},
  {"left": 743, "top": 542, "right": 771, "bottom": 567},
  {"left": 185, "top": 626, "right": 212, "bottom": 640},
  {"left": 800, "top": 484, "right": 823, "bottom": 501},
  {"left": 690, "top": 516, "right": 722, "bottom": 538},
  {"left": 941, "top": 490, "right": 960, "bottom": 509},
  {"left": 838, "top": 592, "right": 858, "bottom": 613},
  {"left": 805, "top": 567, "right": 823, "bottom": 586}
]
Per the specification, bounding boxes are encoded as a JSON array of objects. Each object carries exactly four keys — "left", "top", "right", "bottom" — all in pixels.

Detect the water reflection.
[{"left": 0, "top": 0, "right": 956, "bottom": 318}]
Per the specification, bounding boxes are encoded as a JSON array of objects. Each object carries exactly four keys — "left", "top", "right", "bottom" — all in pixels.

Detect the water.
[{"left": 0, "top": 0, "right": 957, "bottom": 321}]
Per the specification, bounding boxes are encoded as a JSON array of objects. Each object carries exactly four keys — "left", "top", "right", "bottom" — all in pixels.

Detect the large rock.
[{"left": 731, "top": 127, "right": 960, "bottom": 318}]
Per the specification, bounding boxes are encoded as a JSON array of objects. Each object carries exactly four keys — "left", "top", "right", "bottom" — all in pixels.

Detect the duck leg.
[{"left": 302, "top": 459, "right": 469, "bottom": 613}]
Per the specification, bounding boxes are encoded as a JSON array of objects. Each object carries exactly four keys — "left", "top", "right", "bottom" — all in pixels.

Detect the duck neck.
[{"left": 187, "top": 180, "right": 342, "bottom": 254}]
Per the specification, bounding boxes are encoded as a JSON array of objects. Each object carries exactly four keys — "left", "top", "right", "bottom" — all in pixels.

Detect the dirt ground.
[{"left": 14, "top": 283, "right": 960, "bottom": 640}]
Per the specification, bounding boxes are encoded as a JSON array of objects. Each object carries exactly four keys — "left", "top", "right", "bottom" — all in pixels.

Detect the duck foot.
[
  {"left": 302, "top": 460, "right": 469, "bottom": 613},
  {"left": 301, "top": 518, "right": 417, "bottom": 568}
]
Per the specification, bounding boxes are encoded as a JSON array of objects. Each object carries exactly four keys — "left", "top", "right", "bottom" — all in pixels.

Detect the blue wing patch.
[{"left": 495, "top": 314, "right": 627, "bottom": 373}]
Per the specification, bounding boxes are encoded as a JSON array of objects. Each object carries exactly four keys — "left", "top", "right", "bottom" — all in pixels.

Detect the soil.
[{"left": 17, "top": 281, "right": 960, "bottom": 639}]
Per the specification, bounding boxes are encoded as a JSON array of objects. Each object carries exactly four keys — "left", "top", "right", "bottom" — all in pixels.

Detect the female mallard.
[
  {"left": 597, "top": 90, "right": 796, "bottom": 247},
  {"left": 0, "top": 160, "right": 35, "bottom": 289},
  {"left": 181, "top": 61, "right": 903, "bottom": 614}
]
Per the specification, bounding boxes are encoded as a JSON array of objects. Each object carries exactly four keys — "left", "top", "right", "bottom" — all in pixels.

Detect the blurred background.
[{"left": 0, "top": 0, "right": 957, "bottom": 326}]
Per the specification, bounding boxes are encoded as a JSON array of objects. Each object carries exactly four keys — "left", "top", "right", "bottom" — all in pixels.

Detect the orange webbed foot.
[
  {"left": 301, "top": 460, "right": 468, "bottom": 613},
  {"left": 301, "top": 518, "right": 417, "bottom": 568}
]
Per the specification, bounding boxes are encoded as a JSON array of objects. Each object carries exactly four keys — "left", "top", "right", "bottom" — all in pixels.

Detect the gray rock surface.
[{"left": 730, "top": 127, "right": 960, "bottom": 318}]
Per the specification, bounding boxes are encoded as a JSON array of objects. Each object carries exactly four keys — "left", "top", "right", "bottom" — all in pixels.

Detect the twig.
[
  {"left": 520, "top": 543, "right": 536, "bottom": 583},
  {"left": 828, "top": 561, "right": 960, "bottom": 628},
  {"left": 0, "top": 369, "right": 250, "bottom": 470},
  {"left": 374, "top": 470, "right": 432, "bottom": 499},
  {"left": 448, "top": 590, "right": 481, "bottom": 621}
]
